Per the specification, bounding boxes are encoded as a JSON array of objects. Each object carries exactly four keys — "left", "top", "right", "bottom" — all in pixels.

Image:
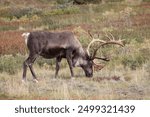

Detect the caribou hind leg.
[{"left": 22, "top": 54, "right": 38, "bottom": 82}]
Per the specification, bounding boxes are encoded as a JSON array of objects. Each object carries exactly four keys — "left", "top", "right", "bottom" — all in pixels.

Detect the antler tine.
[
  {"left": 116, "top": 35, "right": 125, "bottom": 47},
  {"left": 91, "top": 48, "right": 98, "bottom": 60},
  {"left": 87, "top": 31, "right": 106, "bottom": 57},
  {"left": 87, "top": 31, "right": 125, "bottom": 58},
  {"left": 118, "top": 36, "right": 122, "bottom": 42},
  {"left": 93, "top": 60, "right": 106, "bottom": 71},
  {"left": 105, "top": 32, "right": 125, "bottom": 47},
  {"left": 87, "top": 39, "right": 94, "bottom": 56},
  {"left": 108, "top": 32, "right": 115, "bottom": 40},
  {"left": 98, "top": 33, "right": 100, "bottom": 38},
  {"left": 91, "top": 40, "right": 124, "bottom": 59},
  {"left": 87, "top": 39, "right": 106, "bottom": 56},
  {"left": 118, "top": 36, "right": 125, "bottom": 42},
  {"left": 87, "top": 31, "right": 94, "bottom": 56},
  {"left": 88, "top": 30, "right": 94, "bottom": 40},
  {"left": 105, "top": 32, "right": 112, "bottom": 41},
  {"left": 94, "top": 56, "right": 110, "bottom": 61}
]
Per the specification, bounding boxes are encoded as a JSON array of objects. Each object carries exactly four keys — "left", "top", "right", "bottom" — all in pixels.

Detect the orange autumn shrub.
[{"left": 0, "top": 31, "right": 27, "bottom": 55}]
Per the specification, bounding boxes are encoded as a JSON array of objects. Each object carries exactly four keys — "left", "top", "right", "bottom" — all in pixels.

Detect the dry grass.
[{"left": 0, "top": 65, "right": 149, "bottom": 100}]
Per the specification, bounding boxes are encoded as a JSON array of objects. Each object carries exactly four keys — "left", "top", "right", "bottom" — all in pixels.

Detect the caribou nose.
[{"left": 86, "top": 73, "right": 93, "bottom": 78}]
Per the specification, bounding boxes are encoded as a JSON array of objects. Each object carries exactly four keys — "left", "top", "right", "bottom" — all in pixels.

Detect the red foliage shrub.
[{"left": 0, "top": 31, "right": 27, "bottom": 55}]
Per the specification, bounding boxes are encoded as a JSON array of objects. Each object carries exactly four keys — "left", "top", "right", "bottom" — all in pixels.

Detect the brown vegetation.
[{"left": 0, "top": 31, "right": 26, "bottom": 55}]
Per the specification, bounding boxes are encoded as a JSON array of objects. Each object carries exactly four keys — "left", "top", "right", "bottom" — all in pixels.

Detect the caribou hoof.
[
  {"left": 22, "top": 79, "right": 26, "bottom": 83},
  {"left": 71, "top": 77, "right": 75, "bottom": 80},
  {"left": 33, "top": 79, "right": 39, "bottom": 83}
]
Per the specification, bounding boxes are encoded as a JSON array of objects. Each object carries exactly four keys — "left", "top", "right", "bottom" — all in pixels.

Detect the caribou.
[{"left": 21, "top": 31, "right": 124, "bottom": 82}]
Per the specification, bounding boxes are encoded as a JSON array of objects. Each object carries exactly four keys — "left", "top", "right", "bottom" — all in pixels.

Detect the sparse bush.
[
  {"left": 0, "top": 6, "right": 42, "bottom": 20},
  {"left": 0, "top": 55, "right": 24, "bottom": 74},
  {"left": 145, "top": 61, "right": 150, "bottom": 77},
  {"left": 121, "top": 54, "right": 147, "bottom": 70},
  {"left": 0, "top": 55, "right": 57, "bottom": 74},
  {"left": 139, "top": 48, "right": 150, "bottom": 61},
  {"left": 43, "top": 6, "right": 79, "bottom": 16},
  {"left": 143, "top": 0, "right": 150, "bottom": 1},
  {"left": 0, "top": 25, "right": 18, "bottom": 31},
  {"left": 102, "top": 7, "right": 135, "bottom": 28},
  {"left": 124, "top": 0, "right": 143, "bottom": 5},
  {"left": 57, "top": 0, "right": 73, "bottom": 4}
]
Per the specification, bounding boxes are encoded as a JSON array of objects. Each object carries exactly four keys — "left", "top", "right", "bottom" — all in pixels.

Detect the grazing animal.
[{"left": 22, "top": 31, "right": 124, "bottom": 82}]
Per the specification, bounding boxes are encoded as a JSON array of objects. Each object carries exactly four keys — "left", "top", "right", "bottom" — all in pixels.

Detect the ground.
[{"left": 0, "top": 64, "right": 149, "bottom": 100}]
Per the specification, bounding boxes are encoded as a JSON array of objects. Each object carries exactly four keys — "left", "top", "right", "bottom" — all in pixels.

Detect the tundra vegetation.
[{"left": 0, "top": 0, "right": 150, "bottom": 99}]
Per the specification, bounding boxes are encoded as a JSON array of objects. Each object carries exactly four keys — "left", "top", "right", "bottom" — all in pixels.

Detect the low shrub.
[
  {"left": 0, "top": 6, "right": 42, "bottom": 20},
  {"left": 42, "top": 6, "right": 79, "bottom": 16},
  {"left": 57, "top": 0, "right": 73, "bottom": 4},
  {"left": 0, "top": 54, "right": 65, "bottom": 74},
  {"left": 0, "top": 55, "right": 24, "bottom": 74},
  {"left": 121, "top": 54, "right": 148, "bottom": 70},
  {"left": 0, "top": 25, "right": 18, "bottom": 31}
]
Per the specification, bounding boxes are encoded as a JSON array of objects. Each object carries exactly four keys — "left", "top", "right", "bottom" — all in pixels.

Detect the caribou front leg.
[
  {"left": 55, "top": 57, "right": 62, "bottom": 78},
  {"left": 66, "top": 50, "right": 74, "bottom": 78}
]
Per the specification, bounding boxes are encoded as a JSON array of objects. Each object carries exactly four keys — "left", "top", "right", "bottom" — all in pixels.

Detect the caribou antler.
[
  {"left": 93, "top": 59, "right": 106, "bottom": 71},
  {"left": 87, "top": 31, "right": 105, "bottom": 56},
  {"left": 104, "top": 32, "right": 125, "bottom": 47},
  {"left": 87, "top": 31, "right": 125, "bottom": 60}
]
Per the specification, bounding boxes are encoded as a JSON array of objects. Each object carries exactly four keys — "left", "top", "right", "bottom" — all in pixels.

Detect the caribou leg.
[
  {"left": 55, "top": 57, "right": 62, "bottom": 78},
  {"left": 66, "top": 50, "right": 74, "bottom": 78},
  {"left": 22, "top": 60, "right": 28, "bottom": 82},
  {"left": 22, "top": 54, "right": 38, "bottom": 82}
]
